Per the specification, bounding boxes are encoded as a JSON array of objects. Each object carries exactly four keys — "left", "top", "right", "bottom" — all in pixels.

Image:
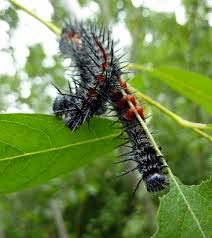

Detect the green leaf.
[
  {"left": 147, "top": 66, "right": 212, "bottom": 116},
  {"left": 129, "top": 74, "right": 145, "bottom": 91},
  {"left": 0, "top": 114, "right": 120, "bottom": 194},
  {"left": 154, "top": 177, "right": 212, "bottom": 238}
]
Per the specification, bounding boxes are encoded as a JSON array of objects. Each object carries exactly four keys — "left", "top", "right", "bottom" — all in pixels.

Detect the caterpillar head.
[{"left": 144, "top": 172, "right": 169, "bottom": 192}]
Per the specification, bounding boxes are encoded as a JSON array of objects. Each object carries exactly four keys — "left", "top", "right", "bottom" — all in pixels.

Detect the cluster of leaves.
[{"left": 0, "top": 0, "right": 211, "bottom": 237}]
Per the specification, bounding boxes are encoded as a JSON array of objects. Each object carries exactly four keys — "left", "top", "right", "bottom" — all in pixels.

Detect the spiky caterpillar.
[
  {"left": 53, "top": 22, "right": 169, "bottom": 192},
  {"left": 111, "top": 81, "right": 169, "bottom": 192},
  {"left": 53, "top": 82, "right": 106, "bottom": 130},
  {"left": 59, "top": 23, "right": 121, "bottom": 85},
  {"left": 53, "top": 23, "right": 121, "bottom": 130}
]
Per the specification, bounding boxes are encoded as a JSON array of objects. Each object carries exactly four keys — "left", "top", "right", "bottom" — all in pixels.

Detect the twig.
[
  {"left": 8, "top": 0, "right": 61, "bottom": 37},
  {"left": 128, "top": 85, "right": 212, "bottom": 143}
]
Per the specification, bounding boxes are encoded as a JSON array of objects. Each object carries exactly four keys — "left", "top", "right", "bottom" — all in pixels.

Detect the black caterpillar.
[
  {"left": 53, "top": 22, "right": 169, "bottom": 193},
  {"left": 53, "top": 23, "right": 121, "bottom": 130}
]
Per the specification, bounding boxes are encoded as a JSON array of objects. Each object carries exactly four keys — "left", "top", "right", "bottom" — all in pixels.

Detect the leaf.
[
  {"left": 154, "top": 177, "right": 212, "bottom": 238},
  {"left": 129, "top": 74, "right": 145, "bottom": 91},
  {"left": 0, "top": 114, "right": 120, "bottom": 194},
  {"left": 146, "top": 66, "right": 212, "bottom": 116}
]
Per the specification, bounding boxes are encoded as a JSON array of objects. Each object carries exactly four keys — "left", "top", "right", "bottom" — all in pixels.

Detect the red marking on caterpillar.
[
  {"left": 125, "top": 108, "right": 136, "bottom": 120},
  {"left": 127, "top": 95, "right": 137, "bottom": 106},
  {"left": 54, "top": 22, "right": 169, "bottom": 193},
  {"left": 124, "top": 105, "right": 144, "bottom": 121},
  {"left": 136, "top": 106, "right": 145, "bottom": 119},
  {"left": 92, "top": 34, "right": 108, "bottom": 70},
  {"left": 96, "top": 74, "right": 105, "bottom": 82},
  {"left": 101, "top": 62, "right": 108, "bottom": 70},
  {"left": 118, "top": 80, "right": 128, "bottom": 91},
  {"left": 63, "top": 32, "right": 82, "bottom": 47},
  {"left": 117, "top": 96, "right": 127, "bottom": 109}
]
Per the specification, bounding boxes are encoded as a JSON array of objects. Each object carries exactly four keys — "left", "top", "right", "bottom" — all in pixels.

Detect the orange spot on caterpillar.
[
  {"left": 63, "top": 32, "right": 81, "bottom": 45},
  {"left": 125, "top": 108, "right": 136, "bottom": 120},
  {"left": 136, "top": 106, "right": 145, "bottom": 119},
  {"left": 117, "top": 96, "right": 127, "bottom": 109},
  {"left": 127, "top": 95, "right": 137, "bottom": 106},
  {"left": 100, "top": 62, "right": 108, "bottom": 70},
  {"left": 97, "top": 74, "right": 105, "bottom": 82},
  {"left": 118, "top": 80, "right": 127, "bottom": 89},
  {"left": 93, "top": 35, "right": 108, "bottom": 70},
  {"left": 125, "top": 106, "right": 145, "bottom": 120},
  {"left": 118, "top": 80, "right": 129, "bottom": 93}
]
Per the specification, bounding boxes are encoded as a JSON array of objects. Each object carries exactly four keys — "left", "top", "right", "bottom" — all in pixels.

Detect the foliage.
[
  {"left": 0, "top": 114, "right": 119, "bottom": 193},
  {"left": 154, "top": 178, "right": 212, "bottom": 238}
]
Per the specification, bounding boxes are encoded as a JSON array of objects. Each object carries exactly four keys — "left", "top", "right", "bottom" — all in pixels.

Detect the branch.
[{"left": 8, "top": 0, "right": 61, "bottom": 37}]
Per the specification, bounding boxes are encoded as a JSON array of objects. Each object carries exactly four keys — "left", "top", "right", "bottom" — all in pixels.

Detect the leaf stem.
[
  {"left": 192, "top": 128, "right": 212, "bottom": 142},
  {"left": 8, "top": 0, "right": 61, "bottom": 37},
  {"left": 128, "top": 85, "right": 212, "bottom": 143}
]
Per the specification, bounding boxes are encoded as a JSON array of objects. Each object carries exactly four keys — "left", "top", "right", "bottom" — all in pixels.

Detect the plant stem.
[
  {"left": 193, "top": 128, "right": 212, "bottom": 142},
  {"left": 128, "top": 85, "right": 212, "bottom": 143},
  {"left": 8, "top": 0, "right": 61, "bottom": 37}
]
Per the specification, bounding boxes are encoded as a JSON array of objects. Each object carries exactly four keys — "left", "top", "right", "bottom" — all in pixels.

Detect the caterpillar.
[
  {"left": 53, "top": 23, "right": 122, "bottom": 130},
  {"left": 53, "top": 22, "right": 169, "bottom": 192},
  {"left": 111, "top": 81, "right": 169, "bottom": 192}
]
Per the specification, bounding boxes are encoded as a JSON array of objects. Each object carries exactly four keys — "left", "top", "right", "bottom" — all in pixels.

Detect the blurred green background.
[{"left": 0, "top": 0, "right": 211, "bottom": 237}]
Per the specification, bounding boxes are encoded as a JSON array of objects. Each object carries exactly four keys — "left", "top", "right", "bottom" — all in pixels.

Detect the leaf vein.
[
  {"left": 170, "top": 174, "right": 206, "bottom": 238},
  {"left": 0, "top": 133, "right": 118, "bottom": 162}
]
